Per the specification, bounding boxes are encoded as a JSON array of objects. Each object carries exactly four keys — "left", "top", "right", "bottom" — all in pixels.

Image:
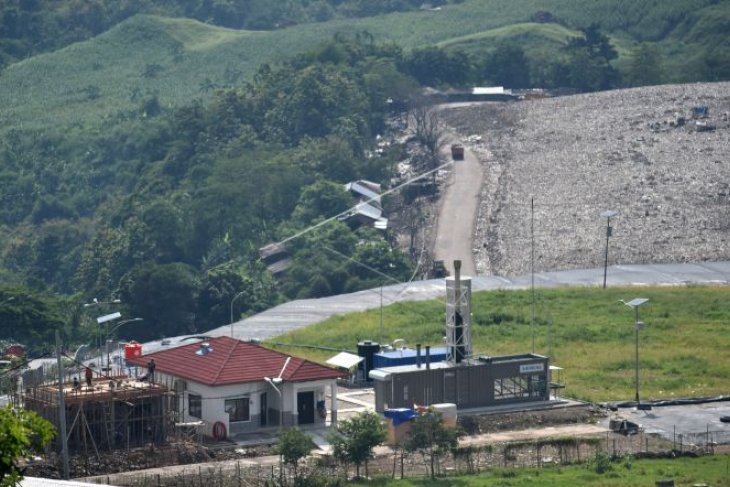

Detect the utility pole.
[{"left": 55, "top": 330, "right": 70, "bottom": 479}]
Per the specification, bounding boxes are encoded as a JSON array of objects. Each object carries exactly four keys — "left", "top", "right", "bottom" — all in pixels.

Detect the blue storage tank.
[{"left": 374, "top": 347, "right": 448, "bottom": 368}]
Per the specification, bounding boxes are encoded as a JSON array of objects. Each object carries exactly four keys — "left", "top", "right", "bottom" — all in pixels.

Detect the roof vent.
[{"left": 196, "top": 342, "right": 214, "bottom": 356}]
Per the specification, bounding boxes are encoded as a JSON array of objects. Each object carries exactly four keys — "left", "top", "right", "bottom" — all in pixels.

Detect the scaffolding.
[{"left": 23, "top": 374, "right": 176, "bottom": 456}]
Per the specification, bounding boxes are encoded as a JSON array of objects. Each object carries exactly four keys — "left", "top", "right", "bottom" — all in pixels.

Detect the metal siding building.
[{"left": 371, "top": 354, "right": 550, "bottom": 412}]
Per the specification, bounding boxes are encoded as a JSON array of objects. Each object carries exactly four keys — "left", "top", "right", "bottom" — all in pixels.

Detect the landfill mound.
[{"left": 440, "top": 82, "right": 730, "bottom": 277}]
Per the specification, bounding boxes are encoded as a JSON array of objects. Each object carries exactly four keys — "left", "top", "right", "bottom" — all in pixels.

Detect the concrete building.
[{"left": 127, "top": 336, "right": 342, "bottom": 439}]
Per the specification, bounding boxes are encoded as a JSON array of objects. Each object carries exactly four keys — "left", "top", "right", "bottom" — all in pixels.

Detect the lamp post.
[
  {"left": 230, "top": 291, "right": 247, "bottom": 338},
  {"left": 106, "top": 318, "right": 143, "bottom": 373},
  {"left": 620, "top": 298, "right": 649, "bottom": 408},
  {"left": 84, "top": 298, "right": 121, "bottom": 361},
  {"left": 601, "top": 211, "right": 618, "bottom": 289}
]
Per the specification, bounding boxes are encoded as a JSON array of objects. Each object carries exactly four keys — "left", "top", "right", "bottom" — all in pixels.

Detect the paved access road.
[{"left": 432, "top": 140, "right": 483, "bottom": 276}]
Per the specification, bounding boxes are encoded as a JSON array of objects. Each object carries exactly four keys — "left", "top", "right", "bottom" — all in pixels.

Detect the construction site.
[{"left": 19, "top": 364, "right": 184, "bottom": 456}]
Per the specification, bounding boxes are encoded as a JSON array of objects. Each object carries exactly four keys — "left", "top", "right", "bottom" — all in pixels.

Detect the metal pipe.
[
  {"left": 416, "top": 344, "right": 421, "bottom": 368},
  {"left": 425, "top": 345, "right": 431, "bottom": 370}
]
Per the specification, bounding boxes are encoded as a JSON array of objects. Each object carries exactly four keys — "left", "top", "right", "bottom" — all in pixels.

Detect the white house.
[{"left": 127, "top": 336, "right": 343, "bottom": 440}]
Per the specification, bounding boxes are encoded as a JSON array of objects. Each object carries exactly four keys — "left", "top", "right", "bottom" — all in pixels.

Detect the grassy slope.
[
  {"left": 271, "top": 285, "right": 730, "bottom": 403},
  {"left": 2, "top": 0, "right": 727, "bottom": 133}
]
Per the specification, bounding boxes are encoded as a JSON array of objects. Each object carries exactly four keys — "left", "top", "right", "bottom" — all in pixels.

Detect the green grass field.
[
  {"left": 353, "top": 454, "right": 730, "bottom": 486},
  {"left": 1, "top": 0, "right": 726, "bottom": 133},
  {"left": 271, "top": 285, "right": 730, "bottom": 403}
]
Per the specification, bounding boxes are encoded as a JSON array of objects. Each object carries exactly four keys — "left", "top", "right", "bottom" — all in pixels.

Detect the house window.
[
  {"left": 189, "top": 394, "right": 202, "bottom": 418},
  {"left": 225, "top": 397, "right": 250, "bottom": 422}
]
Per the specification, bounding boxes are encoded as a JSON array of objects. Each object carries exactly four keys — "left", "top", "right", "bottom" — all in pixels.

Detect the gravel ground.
[{"left": 440, "top": 82, "right": 730, "bottom": 277}]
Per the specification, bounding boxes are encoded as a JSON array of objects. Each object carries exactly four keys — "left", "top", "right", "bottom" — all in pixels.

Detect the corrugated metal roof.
[
  {"left": 345, "top": 180, "right": 382, "bottom": 203},
  {"left": 127, "top": 336, "right": 342, "bottom": 386},
  {"left": 472, "top": 86, "right": 508, "bottom": 95}
]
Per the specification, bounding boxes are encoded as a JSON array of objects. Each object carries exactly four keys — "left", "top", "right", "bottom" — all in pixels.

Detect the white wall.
[{"left": 159, "top": 372, "right": 337, "bottom": 437}]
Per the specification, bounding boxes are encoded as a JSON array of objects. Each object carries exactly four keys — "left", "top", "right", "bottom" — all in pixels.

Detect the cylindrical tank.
[
  {"left": 431, "top": 403, "right": 458, "bottom": 427},
  {"left": 124, "top": 342, "right": 143, "bottom": 360},
  {"left": 357, "top": 340, "right": 380, "bottom": 381}
]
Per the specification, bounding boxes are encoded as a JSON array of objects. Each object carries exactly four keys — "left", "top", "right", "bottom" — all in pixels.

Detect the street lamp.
[
  {"left": 601, "top": 211, "right": 618, "bottom": 289},
  {"left": 230, "top": 291, "right": 247, "bottom": 338},
  {"left": 106, "top": 318, "right": 143, "bottom": 373},
  {"left": 620, "top": 297, "right": 649, "bottom": 409},
  {"left": 84, "top": 298, "right": 122, "bottom": 359}
]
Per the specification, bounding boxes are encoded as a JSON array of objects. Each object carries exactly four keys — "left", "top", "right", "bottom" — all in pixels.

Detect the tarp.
[
  {"left": 383, "top": 408, "right": 417, "bottom": 426},
  {"left": 326, "top": 352, "right": 363, "bottom": 370}
]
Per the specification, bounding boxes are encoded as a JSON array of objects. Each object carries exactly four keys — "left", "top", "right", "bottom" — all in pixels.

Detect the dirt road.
[{"left": 432, "top": 140, "right": 483, "bottom": 276}]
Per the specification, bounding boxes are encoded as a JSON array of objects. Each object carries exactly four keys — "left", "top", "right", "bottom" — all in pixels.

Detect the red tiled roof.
[{"left": 126, "top": 336, "right": 343, "bottom": 386}]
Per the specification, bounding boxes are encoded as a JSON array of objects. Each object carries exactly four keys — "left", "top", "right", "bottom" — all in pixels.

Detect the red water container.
[{"left": 124, "top": 342, "right": 143, "bottom": 360}]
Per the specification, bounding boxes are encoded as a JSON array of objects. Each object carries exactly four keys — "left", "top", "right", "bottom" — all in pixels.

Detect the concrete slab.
[{"left": 604, "top": 400, "right": 730, "bottom": 445}]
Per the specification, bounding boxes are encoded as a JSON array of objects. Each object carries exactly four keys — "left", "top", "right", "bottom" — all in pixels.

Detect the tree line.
[{"left": 0, "top": 0, "right": 455, "bottom": 69}]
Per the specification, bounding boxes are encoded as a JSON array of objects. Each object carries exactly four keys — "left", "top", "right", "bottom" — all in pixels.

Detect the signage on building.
[{"left": 520, "top": 363, "right": 544, "bottom": 374}]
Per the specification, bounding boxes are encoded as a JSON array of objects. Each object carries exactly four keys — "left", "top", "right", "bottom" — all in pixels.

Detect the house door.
[
  {"left": 297, "top": 391, "right": 315, "bottom": 425},
  {"left": 260, "top": 392, "right": 267, "bottom": 426}
]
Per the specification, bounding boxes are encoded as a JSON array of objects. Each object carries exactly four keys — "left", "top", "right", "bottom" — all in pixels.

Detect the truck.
[{"left": 450, "top": 144, "right": 464, "bottom": 160}]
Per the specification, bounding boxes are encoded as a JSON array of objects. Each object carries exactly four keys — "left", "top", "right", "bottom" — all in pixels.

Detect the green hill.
[{"left": 2, "top": 0, "right": 728, "bottom": 132}]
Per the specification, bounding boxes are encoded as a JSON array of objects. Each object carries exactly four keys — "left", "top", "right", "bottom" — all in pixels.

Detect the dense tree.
[
  {"left": 330, "top": 411, "right": 387, "bottom": 478},
  {"left": 404, "top": 411, "right": 461, "bottom": 479},
  {"left": 291, "top": 180, "right": 353, "bottom": 226},
  {"left": 274, "top": 427, "right": 312, "bottom": 480},
  {"left": 402, "top": 46, "right": 470, "bottom": 86},
  {"left": 627, "top": 43, "right": 663, "bottom": 87},
  {"left": 0, "top": 287, "right": 68, "bottom": 353},
  {"left": 483, "top": 43, "right": 531, "bottom": 88},
  {"left": 0, "top": 406, "right": 55, "bottom": 487},
  {"left": 119, "top": 263, "right": 199, "bottom": 340},
  {"left": 559, "top": 24, "right": 621, "bottom": 91}
]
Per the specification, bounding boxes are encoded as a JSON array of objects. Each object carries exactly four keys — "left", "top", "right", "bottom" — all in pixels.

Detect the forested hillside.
[{"left": 0, "top": 0, "right": 728, "bottom": 352}]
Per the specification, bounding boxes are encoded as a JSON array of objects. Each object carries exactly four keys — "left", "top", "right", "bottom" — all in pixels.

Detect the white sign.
[
  {"left": 520, "top": 363, "right": 544, "bottom": 374},
  {"left": 97, "top": 312, "right": 122, "bottom": 324}
]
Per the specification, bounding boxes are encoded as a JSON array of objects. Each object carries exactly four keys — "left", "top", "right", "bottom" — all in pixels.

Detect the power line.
[{"left": 278, "top": 159, "right": 454, "bottom": 246}]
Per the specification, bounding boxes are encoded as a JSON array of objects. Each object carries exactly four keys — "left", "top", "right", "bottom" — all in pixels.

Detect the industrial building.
[{"left": 369, "top": 260, "right": 553, "bottom": 412}]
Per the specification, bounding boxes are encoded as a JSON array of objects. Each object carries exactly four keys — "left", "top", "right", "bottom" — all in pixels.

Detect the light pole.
[
  {"left": 230, "top": 291, "right": 247, "bottom": 338},
  {"left": 620, "top": 298, "right": 649, "bottom": 408},
  {"left": 106, "top": 318, "right": 143, "bottom": 373},
  {"left": 84, "top": 298, "right": 121, "bottom": 361},
  {"left": 601, "top": 210, "right": 618, "bottom": 288}
]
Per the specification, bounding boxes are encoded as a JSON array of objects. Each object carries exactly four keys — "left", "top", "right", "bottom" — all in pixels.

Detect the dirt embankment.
[{"left": 440, "top": 83, "right": 730, "bottom": 277}]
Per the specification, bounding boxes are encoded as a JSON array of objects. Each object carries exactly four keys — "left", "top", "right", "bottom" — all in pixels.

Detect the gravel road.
[{"left": 440, "top": 82, "right": 730, "bottom": 277}]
